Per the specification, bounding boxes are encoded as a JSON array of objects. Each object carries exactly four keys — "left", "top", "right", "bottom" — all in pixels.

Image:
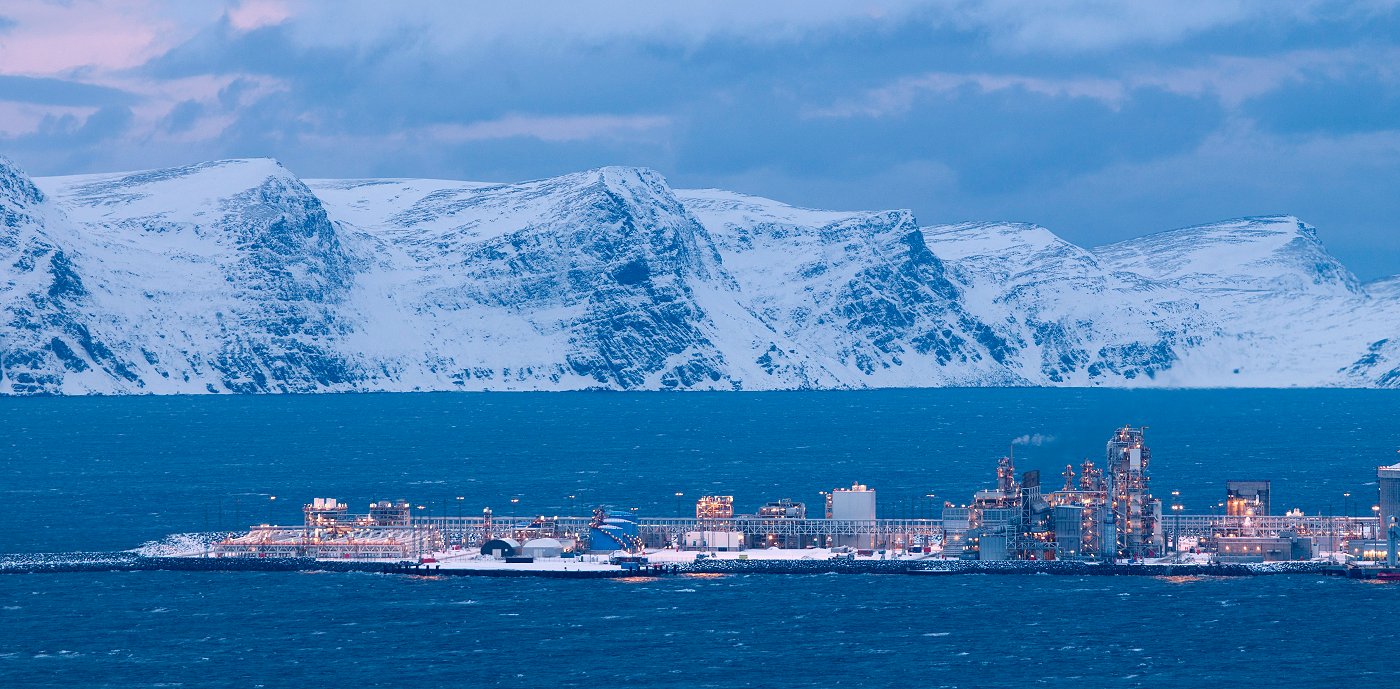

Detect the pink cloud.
[
  {"left": 226, "top": 0, "right": 291, "bottom": 32},
  {"left": 0, "top": 0, "right": 215, "bottom": 77}
]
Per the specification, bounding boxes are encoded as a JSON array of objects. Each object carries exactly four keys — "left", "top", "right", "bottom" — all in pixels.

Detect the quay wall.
[
  {"left": 2, "top": 552, "right": 1336, "bottom": 577},
  {"left": 0, "top": 552, "right": 402, "bottom": 575},
  {"left": 679, "top": 559, "right": 1331, "bottom": 576}
]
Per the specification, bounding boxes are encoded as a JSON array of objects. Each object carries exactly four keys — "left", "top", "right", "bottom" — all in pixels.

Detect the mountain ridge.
[{"left": 0, "top": 155, "right": 1393, "bottom": 394}]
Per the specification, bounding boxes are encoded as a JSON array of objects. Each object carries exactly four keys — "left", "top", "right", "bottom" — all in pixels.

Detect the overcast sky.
[{"left": 2, "top": 1, "right": 1398, "bottom": 279}]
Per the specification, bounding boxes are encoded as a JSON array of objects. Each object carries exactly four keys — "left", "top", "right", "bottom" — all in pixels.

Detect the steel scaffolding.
[{"left": 1161, "top": 515, "right": 1380, "bottom": 540}]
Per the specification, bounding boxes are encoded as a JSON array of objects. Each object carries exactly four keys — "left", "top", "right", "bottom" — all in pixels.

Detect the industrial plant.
[{"left": 200, "top": 426, "right": 1400, "bottom": 577}]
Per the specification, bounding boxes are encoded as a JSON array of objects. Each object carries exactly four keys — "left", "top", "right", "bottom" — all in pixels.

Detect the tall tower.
[
  {"left": 1103, "top": 426, "right": 1155, "bottom": 560},
  {"left": 997, "top": 454, "right": 1017, "bottom": 496}
]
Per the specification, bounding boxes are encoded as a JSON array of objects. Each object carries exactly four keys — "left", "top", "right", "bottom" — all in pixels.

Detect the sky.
[{"left": 1, "top": 1, "right": 1399, "bottom": 280}]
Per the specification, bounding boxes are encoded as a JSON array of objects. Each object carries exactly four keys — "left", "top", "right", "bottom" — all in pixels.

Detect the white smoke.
[{"left": 1011, "top": 433, "right": 1055, "bottom": 447}]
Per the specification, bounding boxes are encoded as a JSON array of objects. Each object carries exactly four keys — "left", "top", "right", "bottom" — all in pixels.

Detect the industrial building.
[
  {"left": 1341, "top": 462, "right": 1400, "bottom": 566},
  {"left": 828, "top": 483, "right": 877, "bottom": 549},
  {"left": 212, "top": 497, "right": 442, "bottom": 560},
  {"left": 1378, "top": 461, "right": 1400, "bottom": 567},
  {"left": 944, "top": 426, "right": 1163, "bottom": 562},
  {"left": 758, "top": 498, "right": 806, "bottom": 519},
  {"left": 695, "top": 495, "right": 734, "bottom": 520},
  {"left": 1101, "top": 426, "right": 1160, "bottom": 560},
  {"left": 480, "top": 538, "right": 520, "bottom": 558},
  {"left": 1226, "top": 480, "right": 1272, "bottom": 517},
  {"left": 202, "top": 425, "right": 1399, "bottom": 570},
  {"left": 1381, "top": 462, "right": 1400, "bottom": 537},
  {"left": 683, "top": 530, "right": 745, "bottom": 550},
  {"left": 1211, "top": 534, "right": 1313, "bottom": 562},
  {"left": 750, "top": 499, "right": 812, "bottom": 548},
  {"left": 521, "top": 538, "right": 565, "bottom": 559},
  {"left": 588, "top": 509, "right": 644, "bottom": 553}
]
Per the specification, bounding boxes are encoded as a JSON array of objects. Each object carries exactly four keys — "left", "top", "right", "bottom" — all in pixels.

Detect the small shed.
[
  {"left": 521, "top": 537, "right": 564, "bottom": 558},
  {"left": 480, "top": 538, "right": 520, "bottom": 558}
]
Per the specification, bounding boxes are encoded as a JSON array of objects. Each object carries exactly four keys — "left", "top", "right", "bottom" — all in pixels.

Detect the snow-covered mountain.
[
  {"left": 680, "top": 189, "right": 1020, "bottom": 386},
  {"left": 1, "top": 155, "right": 1395, "bottom": 394},
  {"left": 917, "top": 220, "right": 1206, "bottom": 384},
  {"left": 9, "top": 158, "right": 363, "bottom": 394}
]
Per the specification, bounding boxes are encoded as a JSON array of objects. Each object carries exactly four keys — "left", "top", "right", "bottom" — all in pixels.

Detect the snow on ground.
[{"left": 131, "top": 532, "right": 233, "bottom": 557}]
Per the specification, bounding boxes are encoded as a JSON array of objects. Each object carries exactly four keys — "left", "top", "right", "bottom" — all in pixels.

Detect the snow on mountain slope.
[
  {"left": 680, "top": 189, "right": 1021, "bottom": 386},
  {"left": 313, "top": 168, "right": 820, "bottom": 390},
  {"left": 921, "top": 222, "right": 1204, "bottom": 384},
  {"left": 1094, "top": 216, "right": 1362, "bottom": 296},
  {"left": 1, "top": 155, "right": 1393, "bottom": 393},
  {"left": 1339, "top": 276, "right": 1400, "bottom": 388},
  {"left": 1366, "top": 275, "right": 1400, "bottom": 301},
  {"left": 31, "top": 159, "right": 365, "bottom": 393},
  {"left": 301, "top": 178, "right": 495, "bottom": 232},
  {"left": 1093, "top": 216, "right": 1388, "bottom": 386},
  {"left": 0, "top": 157, "right": 140, "bottom": 394}
]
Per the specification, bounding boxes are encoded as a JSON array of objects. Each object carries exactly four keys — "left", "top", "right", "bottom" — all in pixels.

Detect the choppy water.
[{"left": 2, "top": 389, "right": 1399, "bottom": 687}]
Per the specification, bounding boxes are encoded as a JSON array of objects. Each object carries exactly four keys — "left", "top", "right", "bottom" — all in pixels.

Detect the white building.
[
  {"left": 684, "top": 531, "right": 745, "bottom": 551},
  {"left": 829, "top": 483, "right": 877, "bottom": 549}
]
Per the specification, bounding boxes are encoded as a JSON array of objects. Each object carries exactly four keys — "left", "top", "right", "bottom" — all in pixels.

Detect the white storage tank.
[{"left": 521, "top": 538, "right": 564, "bottom": 559}]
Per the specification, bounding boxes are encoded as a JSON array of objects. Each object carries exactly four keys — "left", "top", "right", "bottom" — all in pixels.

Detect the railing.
[{"left": 1160, "top": 515, "right": 1380, "bottom": 540}]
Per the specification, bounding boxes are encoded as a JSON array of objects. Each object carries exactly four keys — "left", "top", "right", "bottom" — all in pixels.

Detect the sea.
[{"left": 1, "top": 389, "right": 1398, "bottom": 687}]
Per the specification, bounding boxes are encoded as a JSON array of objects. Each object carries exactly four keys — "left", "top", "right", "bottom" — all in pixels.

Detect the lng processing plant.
[{"left": 185, "top": 425, "right": 1400, "bottom": 577}]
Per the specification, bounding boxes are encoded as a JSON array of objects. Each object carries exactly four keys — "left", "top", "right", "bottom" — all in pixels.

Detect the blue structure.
[{"left": 589, "top": 513, "right": 642, "bottom": 553}]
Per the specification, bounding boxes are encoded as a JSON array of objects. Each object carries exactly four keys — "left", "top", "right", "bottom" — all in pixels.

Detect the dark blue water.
[
  {"left": 2, "top": 389, "right": 1399, "bottom": 687},
  {"left": 3, "top": 570, "right": 1396, "bottom": 688}
]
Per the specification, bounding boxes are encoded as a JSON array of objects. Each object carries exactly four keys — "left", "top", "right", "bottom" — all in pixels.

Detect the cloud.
[
  {"left": 421, "top": 114, "right": 672, "bottom": 144},
  {"left": 948, "top": 0, "right": 1257, "bottom": 52},
  {"left": 809, "top": 72, "right": 1127, "bottom": 118},
  {"left": 691, "top": 78, "right": 1224, "bottom": 195},
  {"left": 32, "top": 105, "right": 134, "bottom": 145},
  {"left": 943, "top": 0, "right": 1400, "bottom": 53},
  {"left": 0, "top": 1, "right": 209, "bottom": 76},
  {"left": 0, "top": 1, "right": 1398, "bottom": 280},
  {"left": 275, "top": 2, "right": 939, "bottom": 53},
  {"left": 812, "top": 46, "right": 1400, "bottom": 121},
  {"left": 949, "top": 122, "right": 1400, "bottom": 278},
  {"left": 1132, "top": 48, "right": 1400, "bottom": 108},
  {"left": 0, "top": 74, "right": 137, "bottom": 107},
  {"left": 1243, "top": 66, "right": 1400, "bottom": 135},
  {"left": 265, "top": 1, "right": 1400, "bottom": 57},
  {"left": 159, "top": 99, "right": 203, "bottom": 134},
  {"left": 226, "top": 0, "right": 290, "bottom": 33}
]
